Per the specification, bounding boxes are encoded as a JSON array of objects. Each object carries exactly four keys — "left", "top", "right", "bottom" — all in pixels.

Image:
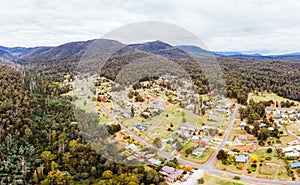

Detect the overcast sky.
[{"left": 1, "top": 0, "right": 300, "bottom": 54}]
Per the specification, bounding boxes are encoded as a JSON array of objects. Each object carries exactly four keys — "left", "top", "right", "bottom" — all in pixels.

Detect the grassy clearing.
[
  {"left": 286, "top": 123, "right": 300, "bottom": 136},
  {"left": 74, "top": 96, "right": 97, "bottom": 113},
  {"left": 258, "top": 165, "right": 276, "bottom": 179},
  {"left": 280, "top": 134, "right": 298, "bottom": 147},
  {"left": 248, "top": 92, "right": 299, "bottom": 105},
  {"left": 243, "top": 149, "right": 288, "bottom": 180},
  {"left": 202, "top": 174, "right": 243, "bottom": 185},
  {"left": 126, "top": 105, "right": 206, "bottom": 142},
  {"left": 202, "top": 173, "right": 270, "bottom": 185},
  {"left": 277, "top": 166, "right": 292, "bottom": 181},
  {"left": 228, "top": 129, "right": 247, "bottom": 141},
  {"left": 214, "top": 160, "right": 243, "bottom": 175}
]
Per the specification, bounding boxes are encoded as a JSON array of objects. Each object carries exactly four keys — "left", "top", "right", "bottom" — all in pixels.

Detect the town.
[{"left": 71, "top": 74, "right": 300, "bottom": 184}]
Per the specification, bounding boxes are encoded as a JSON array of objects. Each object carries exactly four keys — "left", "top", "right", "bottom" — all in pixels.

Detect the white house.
[{"left": 235, "top": 154, "right": 248, "bottom": 163}]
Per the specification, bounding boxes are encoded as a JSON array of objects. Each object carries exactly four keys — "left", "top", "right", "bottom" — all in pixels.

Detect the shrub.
[
  {"left": 251, "top": 164, "right": 257, "bottom": 168},
  {"left": 233, "top": 176, "right": 241, "bottom": 180},
  {"left": 267, "top": 148, "right": 273, "bottom": 153},
  {"left": 167, "top": 162, "right": 177, "bottom": 168},
  {"left": 198, "top": 178, "right": 204, "bottom": 184},
  {"left": 237, "top": 165, "right": 243, "bottom": 170},
  {"left": 266, "top": 157, "right": 272, "bottom": 160}
]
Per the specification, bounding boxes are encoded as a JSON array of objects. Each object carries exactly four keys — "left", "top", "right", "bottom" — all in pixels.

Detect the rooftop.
[
  {"left": 290, "top": 162, "right": 300, "bottom": 168},
  {"left": 160, "top": 166, "right": 175, "bottom": 174}
]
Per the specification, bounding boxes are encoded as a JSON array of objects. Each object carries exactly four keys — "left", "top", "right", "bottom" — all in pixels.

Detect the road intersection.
[{"left": 99, "top": 104, "right": 299, "bottom": 185}]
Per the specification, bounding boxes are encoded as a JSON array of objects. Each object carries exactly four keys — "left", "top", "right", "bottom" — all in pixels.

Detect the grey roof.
[
  {"left": 235, "top": 155, "right": 247, "bottom": 163},
  {"left": 193, "top": 147, "right": 204, "bottom": 154},
  {"left": 148, "top": 158, "right": 161, "bottom": 166},
  {"left": 290, "top": 162, "right": 300, "bottom": 168},
  {"left": 238, "top": 135, "right": 248, "bottom": 140},
  {"left": 166, "top": 169, "right": 184, "bottom": 181},
  {"left": 160, "top": 166, "right": 175, "bottom": 174}
]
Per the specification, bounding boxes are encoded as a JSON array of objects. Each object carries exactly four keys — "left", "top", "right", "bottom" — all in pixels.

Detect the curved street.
[{"left": 99, "top": 104, "right": 299, "bottom": 185}]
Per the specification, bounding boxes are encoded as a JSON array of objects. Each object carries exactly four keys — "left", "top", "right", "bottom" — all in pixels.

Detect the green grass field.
[
  {"left": 248, "top": 92, "right": 299, "bottom": 105},
  {"left": 202, "top": 175, "right": 243, "bottom": 185},
  {"left": 202, "top": 174, "right": 268, "bottom": 185},
  {"left": 125, "top": 104, "right": 207, "bottom": 142}
]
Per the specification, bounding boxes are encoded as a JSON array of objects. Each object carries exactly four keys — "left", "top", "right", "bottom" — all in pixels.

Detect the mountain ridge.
[{"left": 1, "top": 39, "right": 300, "bottom": 64}]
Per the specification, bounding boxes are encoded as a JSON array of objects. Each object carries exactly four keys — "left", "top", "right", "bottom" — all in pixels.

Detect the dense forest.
[
  {"left": 220, "top": 59, "right": 300, "bottom": 104},
  {"left": 0, "top": 64, "right": 167, "bottom": 184}
]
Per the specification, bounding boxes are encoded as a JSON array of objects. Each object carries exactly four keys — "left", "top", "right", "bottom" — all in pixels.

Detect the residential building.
[{"left": 235, "top": 154, "right": 248, "bottom": 163}]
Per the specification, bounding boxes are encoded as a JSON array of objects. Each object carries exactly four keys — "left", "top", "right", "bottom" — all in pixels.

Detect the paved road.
[
  {"left": 100, "top": 104, "right": 300, "bottom": 185},
  {"left": 205, "top": 104, "right": 240, "bottom": 168},
  {"left": 287, "top": 129, "right": 300, "bottom": 141}
]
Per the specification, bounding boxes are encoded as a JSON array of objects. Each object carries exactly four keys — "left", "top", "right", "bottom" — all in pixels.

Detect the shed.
[{"left": 290, "top": 162, "right": 300, "bottom": 169}]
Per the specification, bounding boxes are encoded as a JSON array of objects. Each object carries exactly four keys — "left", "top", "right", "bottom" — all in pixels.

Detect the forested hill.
[
  {"left": 1, "top": 39, "right": 300, "bottom": 104},
  {"left": 219, "top": 58, "right": 300, "bottom": 103},
  {"left": 0, "top": 64, "right": 166, "bottom": 184}
]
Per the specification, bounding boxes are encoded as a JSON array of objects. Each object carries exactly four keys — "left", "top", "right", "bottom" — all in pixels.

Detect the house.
[
  {"left": 135, "top": 123, "right": 148, "bottom": 131},
  {"left": 148, "top": 158, "right": 162, "bottom": 167},
  {"left": 235, "top": 154, "right": 248, "bottom": 163},
  {"left": 285, "top": 151, "right": 300, "bottom": 157},
  {"left": 266, "top": 109, "right": 272, "bottom": 114},
  {"left": 125, "top": 144, "right": 139, "bottom": 153},
  {"left": 274, "top": 115, "right": 281, "bottom": 119},
  {"left": 192, "top": 147, "right": 204, "bottom": 155},
  {"left": 238, "top": 135, "right": 248, "bottom": 141},
  {"left": 240, "top": 122, "right": 247, "bottom": 128},
  {"left": 288, "top": 140, "right": 299, "bottom": 146},
  {"left": 160, "top": 166, "right": 175, "bottom": 175},
  {"left": 192, "top": 135, "right": 200, "bottom": 141},
  {"left": 185, "top": 104, "right": 194, "bottom": 110},
  {"left": 166, "top": 169, "right": 184, "bottom": 183},
  {"left": 151, "top": 98, "right": 165, "bottom": 110},
  {"left": 282, "top": 115, "right": 289, "bottom": 119},
  {"left": 290, "top": 162, "right": 300, "bottom": 169},
  {"left": 145, "top": 154, "right": 154, "bottom": 159},
  {"left": 282, "top": 145, "right": 300, "bottom": 153},
  {"left": 126, "top": 156, "right": 136, "bottom": 161},
  {"left": 259, "top": 123, "right": 267, "bottom": 127},
  {"left": 227, "top": 151, "right": 236, "bottom": 155},
  {"left": 201, "top": 136, "right": 213, "bottom": 145},
  {"left": 105, "top": 122, "right": 114, "bottom": 126},
  {"left": 206, "top": 101, "right": 214, "bottom": 105},
  {"left": 268, "top": 127, "right": 274, "bottom": 131},
  {"left": 122, "top": 113, "right": 131, "bottom": 118},
  {"left": 217, "top": 99, "right": 226, "bottom": 103},
  {"left": 276, "top": 123, "right": 283, "bottom": 129},
  {"left": 231, "top": 136, "right": 242, "bottom": 146}
]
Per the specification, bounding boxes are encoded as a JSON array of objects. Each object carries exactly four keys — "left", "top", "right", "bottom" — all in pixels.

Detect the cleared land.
[{"left": 248, "top": 92, "right": 299, "bottom": 105}]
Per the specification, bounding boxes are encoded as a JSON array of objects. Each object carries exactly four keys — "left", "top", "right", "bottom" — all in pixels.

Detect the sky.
[{"left": 1, "top": 0, "right": 300, "bottom": 54}]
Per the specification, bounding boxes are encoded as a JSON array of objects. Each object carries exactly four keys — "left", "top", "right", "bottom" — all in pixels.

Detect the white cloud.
[{"left": 1, "top": 0, "right": 300, "bottom": 54}]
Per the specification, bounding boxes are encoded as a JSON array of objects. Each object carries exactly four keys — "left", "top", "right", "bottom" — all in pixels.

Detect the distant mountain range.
[
  {"left": 176, "top": 45, "right": 300, "bottom": 62},
  {"left": 1, "top": 39, "right": 300, "bottom": 65}
]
